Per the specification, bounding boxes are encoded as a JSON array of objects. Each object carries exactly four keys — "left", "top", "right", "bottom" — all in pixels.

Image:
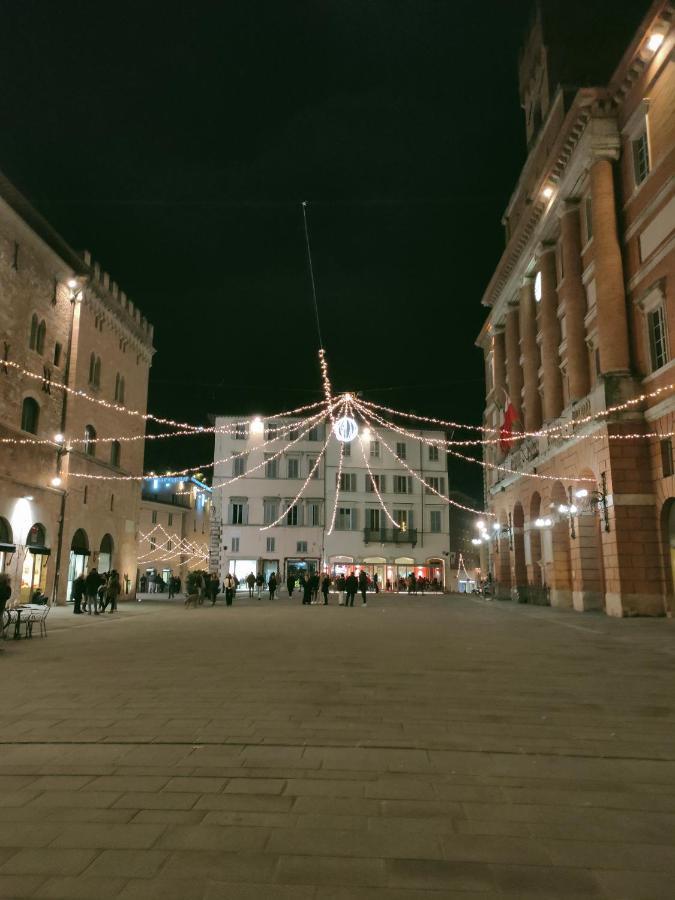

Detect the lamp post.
[{"left": 574, "top": 471, "right": 610, "bottom": 532}]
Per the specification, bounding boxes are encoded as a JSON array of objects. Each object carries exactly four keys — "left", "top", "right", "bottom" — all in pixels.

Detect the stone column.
[
  {"left": 538, "top": 245, "right": 563, "bottom": 422},
  {"left": 559, "top": 201, "right": 590, "bottom": 400},
  {"left": 519, "top": 277, "right": 542, "bottom": 431},
  {"left": 505, "top": 303, "right": 523, "bottom": 417},
  {"left": 590, "top": 157, "right": 630, "bottom": 374},
  {"left": 492, "top": 328, "right": 506, "bottom": 401}
]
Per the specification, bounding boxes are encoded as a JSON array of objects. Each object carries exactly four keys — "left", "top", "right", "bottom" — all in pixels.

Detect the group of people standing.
[{"left": 71, "top": 568, "right": 121, "bottom": 614}]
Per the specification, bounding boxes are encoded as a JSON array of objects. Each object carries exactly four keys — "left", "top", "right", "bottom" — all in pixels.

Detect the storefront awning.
[
  {"left": 27, "top": 545, "right": 51, "bottom": 556},
  {"left": 0, "top": 542, "right": 16, "bottom": 554}
]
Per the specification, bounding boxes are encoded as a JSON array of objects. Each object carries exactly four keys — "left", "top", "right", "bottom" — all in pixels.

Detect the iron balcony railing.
[{"left": 363, "top": 527, "right": 418, "bottom": 546}]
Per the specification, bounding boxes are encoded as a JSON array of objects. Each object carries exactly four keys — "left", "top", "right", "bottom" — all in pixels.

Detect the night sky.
[{"left": 1, "top": 1, "right": 584, "bottom": 497}]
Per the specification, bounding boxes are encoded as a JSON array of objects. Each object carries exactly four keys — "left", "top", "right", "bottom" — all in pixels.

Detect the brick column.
[
  {"left": 505, "top": 303, "right": 523, "bottom": 418},
  {"left": 538, "top": 245, "right": 563, "bottom": 422},
  {"left": 590, "top": 158, "right": 630, "bottom": 374},
  {"left": 492, "top": 328, "right": 506, "bottom": 401},
  {"left": 519, "top": 277, "right": 542, "bottom": 431},
  {"left": 560, "top": 201, "right": 590, "bottom": 400}
]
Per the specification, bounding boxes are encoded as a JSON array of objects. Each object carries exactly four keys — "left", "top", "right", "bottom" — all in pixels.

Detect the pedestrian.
[
  {"left": 358, "top": 569, "right": 368, "bottom": 606},
  {"left": 302, "top": 574, "right": 312, "bottom": 605},
  {"left": 85, "top": 568, "right": 102, "bottom": 616},
  {"left": 321, "top": 573, "right": 330, "bottom": 605},
  {"left": 224, "top": 573, "right": 235, "bottom": 606},
  {"left": 286, "top": 573, "right": 295, "bottom": 597},
  {"left": 71, "top": 572, "right": 85, "bottom": 614},
  {"left": 246, "top": 572, "right": 255, "bottom": 598},
  {"left": 103, "top": 570, "right": 121, "bottom": 613},
  {"left": 345, "top": 571, "right": 358, "bottom": 607},
  {"left": 310, "top": 571, "right": 320, "bottom": 604},
  {"left": 168, "top": 576, "right": 175, "bottom": 599},
  {"left": 174, "top": 575, "right": 182, "bottom": 595},
  {"left": 139, "top": 574, "right": 147, "bottom": 593},
  {"left": 97, "top": 573, "right": 108, "bottom": 611},
  {"left": 0, "top": 572, "right": 12, "bottom": 623},
  {"left": 268, "top": 571, "right": 277, "bottom": 600},
  {"left": 255, "top": 572, "right": 264, "bottom": 597},
  {"left": 337, "top": 573, "right": 346, "bottom": 605},
  {"left": 209, "top": 574, "right": 220, "bottom": 605},
  {"left": 408, "top": 572, "right": 416, "bottom": 595},
  {"left": 373, "top": 572, "right": 380, "bottom": 594}
]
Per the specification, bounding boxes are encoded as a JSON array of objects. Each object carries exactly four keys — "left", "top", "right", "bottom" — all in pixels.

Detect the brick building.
[
  {"left": 477, "top": 1, "right": 675, "bottom": 616},
  {"left": 0, "top": 169, "right": 154, "bottom": 604}
]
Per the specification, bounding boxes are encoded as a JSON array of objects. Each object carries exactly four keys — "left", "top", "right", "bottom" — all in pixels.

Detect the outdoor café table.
[{"left": 12, "top": 606, "right": 28, "bottom": 640}]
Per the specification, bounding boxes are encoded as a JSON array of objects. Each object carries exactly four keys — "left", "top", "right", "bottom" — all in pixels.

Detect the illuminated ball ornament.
[{"left": 333, "top": 416, "right": 358, "bottom": 443}]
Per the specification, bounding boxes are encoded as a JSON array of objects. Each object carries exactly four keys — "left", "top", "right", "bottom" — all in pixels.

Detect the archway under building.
[
  {"left": 20, "top": 522, "right": 49, "bottom": 603},
  {"left": 99, "top": 533, "right": 114, "bottom": 575},
  {"left": 67, "top": 529, "right": 90, "bottom": 603},
  {"left": 512, "top": 502, "right": 527, "bottom": 599},
  {"left": 550, "top": 482, "right": 573, "bottom": 608},
  {"left": 527, "top": 492, "right": 547, "bottom": 603}
]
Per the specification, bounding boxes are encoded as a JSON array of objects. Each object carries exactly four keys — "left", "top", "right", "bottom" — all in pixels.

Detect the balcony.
[
  {"left": 141, "top": 488, "right": 191, "bottom": 509},
  {"left": 363, "top": 528, "right": 417, "bottom": 547}
]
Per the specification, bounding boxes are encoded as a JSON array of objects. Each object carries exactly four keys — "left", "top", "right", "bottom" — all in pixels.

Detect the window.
[
  {"left": 288, "top": 426, "right": 299, "bottom": 440},
  {"left": 425, "top": 476, "right": 446, "bottom": 495},
  {"left": 308, "top": 456, "right": 319, "bottom": 478},
  {"left": 263, "top": 499, "right": 278, "bottom": 525},
  {"left": 150, "top": 537, "right": 156, "bottom": 550},
  {"left": 234, "top": 423, "right": 249, "bottom": 440},
  {"left": 370, "top": 440, "right": 380, "bottom": 458},
  {"left": 166, "top": 539, "right": 172, "bottom": 551},
  {"left": 265, "top": 422, "right": 278, "bottom": 440},
  {"left": 396, "top": 442, "right": 407, "bottom": 459},
  {"left": 366, "top": 473, "right": 385, "bottom": 493},
  {"left": 584, "top": 196, "right": 593, "bottom": 242},
  {"left": 296, "top": 541, "right": 308, "bottom": 553},
  {"left": 110, "top": 494, "right": 115, "bottom": 511},
  {"left": 265, "top": 454, "right": 278, "bottom": 479},
  {"left": 286, "top": 505, "right": 299, "bottom": 526},
  {"left": 110, "top": 441, "right": 121, "bottom": 467},
  {"left": 336, "top": 507, "right": 355, "bottom": 530},
  {"left": 394, "top": 509, "right": 412, "bottom": 531},
  {"left": 661, "top": 439, "right": 673, "bottom": 477},
  {"left": 233, "top": 455, "right": 246, "bottom": 477},
  {"left": 231, "top": 537, "right": 240, "bottom": 552},
  {"left": 53, "top": 343, "right": 62, "bottom": 367},
  {"left": 20, "top": 397, "right": 39, "bottom": 434},
  {"left": 114, "top": 374, "right": 125, "bottom": 405},
  {"left": 84, "top": 424, "right": 97, "bottom": 456},
  {"left": 35, "top": 320, "right": 46, "bottom": 355},
  {"left": 89, "top": 354, "right": 101, "bottom": 388},
  {"left": 29, "top": 314, "right": 38, "bottom": 350},
  {"left": 429, "top": 510, "right": 442, "bottom": 533},
  {"left": 394, "top": 475, "right": 412, "bottom": 494},
  {"left": 308, "top": 425, "right": 320, "bottom": 441},
  {"left": 367, "top": 508, "right": 380, "bottom": 531},
  {"left": 83, "top": 485, "right": 88, "bottom": 505},
  {"left": 339, "top": 472, "right": 357, "bottom": 491},
  {"left": 428, "top": 444, "right": 439, "bottom": 461},
  {"left": 151, "top": 511, "right": 157, "bottom": 524},
  {"left": 632, "top": 128, "right": 650, "bottom": 186},
  {"left": 266, "top": 537, "right": 275, "bottom": 552},
  {"left": 231, "top": 502, "right": 245, "bottom": 525},
  {"left": 307, "top": 502, "right": 321, "bottom": 526},
  {"left": 343, "top": 441, "right": 351, "bottom": 457},
  {"left": 648, "top": 305, "right": 668, "bottom": 372},
  {"left": 287, "top": 457, "right": 299, "bottom": 479},
  {"left": 168, "top": 513, "right": 173, "bottom": 526}
]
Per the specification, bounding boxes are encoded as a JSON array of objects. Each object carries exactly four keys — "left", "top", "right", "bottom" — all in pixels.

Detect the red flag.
[{"left": 499, "top": 399, "right": 518, "bottom": 454}]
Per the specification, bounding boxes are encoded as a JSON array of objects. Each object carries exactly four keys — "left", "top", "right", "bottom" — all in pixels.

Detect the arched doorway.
[
  {"left": 550, "top": 482, "right": 573, "bottom": 608},
  {"left": 512, "top": 502, "right": 527, "bottom": 599},
  {"left": 67, "top": 529, "right": 90, "bottom": 602},
  {"left": 362, "top": 556, "right": 386, "bottom": 590},
  {"left": 393, "top": 556, "right": 414, "bottom": 591},
  {"left": 572, "top": 470, "right": 605, "bottom": 611},
  {"left": 20, "top": 522, "right": 49, "bottom": 602},
  {"left": 528, "top": 492, "right": 544, "bottom": 592},
  {"left": 0, "top": 516, "right": 15, "bottom": 574},
  {"left": 99, "top": 533, "right": 114, "bottom": 575}
]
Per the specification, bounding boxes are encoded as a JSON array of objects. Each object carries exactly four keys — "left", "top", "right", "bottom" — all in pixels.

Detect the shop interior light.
[
  {"left": 575, "top": 488, "right": 589, "bottom": 498},
  {"left": 492, "top": 522, "right": 501, "bottom": 531},
  {"left": 558, "top": 504, "right": 568, "bottom": 513},
  {"left": 471, "top": 538, "right": 481, "bottom": 545},
  {"left": 51, "top": 476, "right": 62, "bottom": 487}
]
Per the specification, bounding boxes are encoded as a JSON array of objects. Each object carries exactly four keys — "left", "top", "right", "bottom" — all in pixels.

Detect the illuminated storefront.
[{"left": 20, "top": 523, "right": 49, "bottom": 603}]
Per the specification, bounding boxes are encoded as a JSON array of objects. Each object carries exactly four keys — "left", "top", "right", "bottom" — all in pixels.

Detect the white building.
[{"left": 211, "top": 414, "right": 451, "bottom": 589}]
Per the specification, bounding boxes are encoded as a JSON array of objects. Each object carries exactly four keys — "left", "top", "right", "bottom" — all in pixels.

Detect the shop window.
[
  {"left": 21, "top": 397, "right": 39, "bottom": 434},
  {"left": 661, "top": 438, "right": 673, "bottom": 477}
]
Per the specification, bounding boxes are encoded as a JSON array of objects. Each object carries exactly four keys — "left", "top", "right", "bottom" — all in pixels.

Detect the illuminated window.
[{"left": 534, "top": 271, "right": 542, "bottom": 303}]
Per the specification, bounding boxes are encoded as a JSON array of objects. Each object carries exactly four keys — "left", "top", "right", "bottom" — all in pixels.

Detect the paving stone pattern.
[{"left": 0, "top": 592, "right": 674, "bottom": 898}]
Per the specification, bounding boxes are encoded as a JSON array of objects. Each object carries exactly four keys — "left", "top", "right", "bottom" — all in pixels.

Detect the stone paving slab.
[{"left": 0, "top": 593, "right": 673, "bottom": 897}]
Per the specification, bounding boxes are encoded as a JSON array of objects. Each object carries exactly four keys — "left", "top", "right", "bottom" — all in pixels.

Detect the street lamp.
[{"left": 574, "top": 473, "right": 610, "bottom": 532}]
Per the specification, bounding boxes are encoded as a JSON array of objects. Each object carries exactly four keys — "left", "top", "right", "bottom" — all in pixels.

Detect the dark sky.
[{"left": 2, "top": 0, "right": 551, "bottom": 498}]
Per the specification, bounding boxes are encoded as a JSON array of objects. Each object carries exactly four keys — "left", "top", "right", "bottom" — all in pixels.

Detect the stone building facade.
[
  {"left": 477, "top": 1, "right": 675, "bottom": 616},
  {"left": 137, "top": 476, "right": 212, "bottom": 589},
  {"left": 0, "top": 169, "right": 154, "bottom": 604}
]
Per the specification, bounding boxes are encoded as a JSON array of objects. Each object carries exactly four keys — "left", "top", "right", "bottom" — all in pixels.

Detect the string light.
[
  {"left": 327, "top": 438, "right": 345, "bottom": 536},
  {"left": 356, "top": 428, "right": 399, "bottom": 529},
  {"left": 353, "top": 405, "right": 493, "bottom": 517},
  {"left": 259, "top": 429, "right": 332, "bottom": 531},
  {"left": 357, "top": 401, "right": 595, "bottom": 484}
]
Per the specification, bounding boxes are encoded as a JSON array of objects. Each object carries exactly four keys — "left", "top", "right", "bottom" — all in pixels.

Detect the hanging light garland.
[{"left": 259, "top": 429, "right": 332, "bottom": 531}]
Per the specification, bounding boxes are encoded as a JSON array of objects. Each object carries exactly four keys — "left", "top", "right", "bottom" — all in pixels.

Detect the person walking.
[
  {"left": 373, "top": 572, "right": 380, "bottom": 594},
  {"left": 345, "top": 571, "right": 358, "bottom": 607},
  {"left": 337, "top": 573, "right": 346, "bottom": 605},
  {"left": 103, "top": 570, "right": 121, "bottom": 613},
  {"left": 358, "top": 569, "right": 368, "bottom": 606},
  {"left": 246, "top": 572, "right": 255, "bottom": 598},
  {"left": 408, "top": 572, "right": 416, "bottom": 595},
  {"left": 168, "top": 576, "right": 175, "bottom": 599},
  {"left": 224, "top": 573, "right": 235, "bottom": 606},
  {"left": 302, "top": 574, "right": 312, "bottom": 606},
  {"left": 268, "top": 572, "right": 277, "bottom": 600},
  {"left": 209, "top": 574, "right": 220, "bottom": 605},
  {"left": 321, "top": 573, "right": 330, "bottom": 605},
  {"left": 85, "top": 568, "right": 102, "bottom": 616},
  {"left": 310, "top": 571, "right": 320, "bottom": 604},
  {"left": 286, "top": 573, "right": 295, "bottom": 597},
  {"left": 255, "top": 572, "right": 264, "bottom": 598},
  {"left": 71, "top": 572, "right": 85, "bottom": 614}
]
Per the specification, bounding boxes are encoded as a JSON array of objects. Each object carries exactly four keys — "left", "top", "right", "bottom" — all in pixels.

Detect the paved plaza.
[{"left": 1, "top": 593, "right": 675, "bottom": 899}]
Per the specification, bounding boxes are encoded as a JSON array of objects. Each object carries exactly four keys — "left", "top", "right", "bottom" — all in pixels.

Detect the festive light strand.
[
  {"left": 353, "top": 404, "right": 494, "bottom": 517},
  {"left": 357, "top": 427, "right": 399, "bottom": 529},
  {"left": 259, "top": 430, "right": 332, "bottom": 531},
  {"left": 359, "top": 403, "right": 595, "bottom": 484},
  {"left": 327, "top": 432, "right": 345, "bottom": 536}
]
